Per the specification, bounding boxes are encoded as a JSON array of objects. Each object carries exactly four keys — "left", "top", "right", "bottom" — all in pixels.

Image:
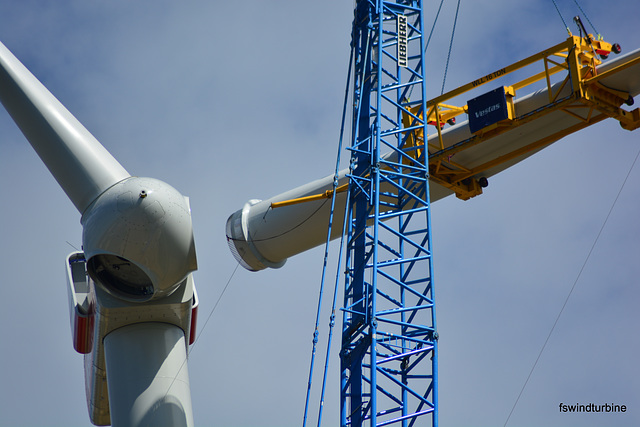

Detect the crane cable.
[
  {"left": 551, "top": 0, "right": 571, "bottom": 35},
  {"left": 503, "top": 146, "right": 640, "bottom": 426},
  {"left": 572, "top": 0, "right": 599, "bottom": 36},
  {"left": 551, "top": 0, "right": 600, "bottom": 37},
  {"left": 425, "top": 0, "right": 446, "bottom": 53},
  {"left": 441, "top": 0, "right": 461, "bottom": 95},
  {"left": 503, "top": 9, "right": 619, "bottom": 425},
  {"left": 405, "top": 0, "right": 444, "bottom": 101},
  {"left": 302, "top": 37, "right": 356, "bottom": 427},
  {"left": 150, "top": 262, "right": 240, "bottom": 427}
]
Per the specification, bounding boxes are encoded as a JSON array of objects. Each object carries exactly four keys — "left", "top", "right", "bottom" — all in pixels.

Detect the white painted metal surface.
[
  {"left": 104, "top": 323, "right": 193, "bottom": 427},
  {"left": 80, "top": 272, "right": 195, "bottom": 425}
]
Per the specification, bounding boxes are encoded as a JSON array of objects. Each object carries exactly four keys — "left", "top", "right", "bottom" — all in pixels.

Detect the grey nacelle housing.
[{"left": 226, "top": 199, "right": 286, "bottom": 272}]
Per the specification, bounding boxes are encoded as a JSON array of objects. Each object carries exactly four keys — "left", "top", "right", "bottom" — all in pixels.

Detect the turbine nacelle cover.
[
  {"left": 226, "top": 199, "right": 287, "bottom": 272},
  {"left": 81, "top": 176, "right": 197, "bottom": 301}
]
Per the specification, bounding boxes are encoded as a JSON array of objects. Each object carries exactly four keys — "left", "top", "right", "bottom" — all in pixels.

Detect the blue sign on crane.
[{"left": 467, "top": 86, "right": 510, "bottom": 133}]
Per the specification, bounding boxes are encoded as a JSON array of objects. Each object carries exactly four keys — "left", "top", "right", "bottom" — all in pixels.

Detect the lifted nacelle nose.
[{"left": 81, "top": 176, "right": 197, "bottom": 301}]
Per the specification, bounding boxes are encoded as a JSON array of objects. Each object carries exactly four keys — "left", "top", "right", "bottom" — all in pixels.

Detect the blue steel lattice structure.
[{"left": 340, "top": 1, "right": 437, "bottom": 426}]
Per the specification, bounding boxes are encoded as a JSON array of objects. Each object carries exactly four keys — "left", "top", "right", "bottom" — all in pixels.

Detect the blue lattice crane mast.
[{"left": 340, "top": 1, "right": 437, "bottom": 426}]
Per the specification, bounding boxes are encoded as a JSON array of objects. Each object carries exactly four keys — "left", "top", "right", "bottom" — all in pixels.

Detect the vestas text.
[{"left": 474, "top": 103, "right": 502, "bottom": 119}]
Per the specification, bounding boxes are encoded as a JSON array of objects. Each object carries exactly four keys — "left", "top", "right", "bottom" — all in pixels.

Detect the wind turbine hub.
[{"left": 81, "top": 176, "right": 198, "bottom": 301}]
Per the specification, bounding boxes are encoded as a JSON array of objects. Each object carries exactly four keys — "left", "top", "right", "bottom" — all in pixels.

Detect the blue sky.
[{"left": 0, "top": 1, "right": 639, "bottom": 426}]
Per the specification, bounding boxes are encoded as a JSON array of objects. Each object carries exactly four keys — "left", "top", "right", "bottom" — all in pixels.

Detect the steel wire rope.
[
  {"left": 551, "top": 0, "right": 571, "bottom": 35},
  {"left": 425, "top": 0, "right": 446, "bottom": 53},
  {"left": 572, "top": 0, "right": 599, "bottom": 36},
  {"left": 503, "top": 146, "right": 640, "bottom": 427},
  {"left": 314, "top": 37, "right": 364, "bottom": 426},
  {"left": 551, "top": 0, "right": 600, "bottom": 37},
  {"left": 302, "top": 30, "right": 357, "bottom": 427},
  {"left": 147, "top": 263, "right": 240, "bottom": 427},
  {"left": 406, "top": 0, "right": 445, "bottom": 101},
  {"left": 441, "top": 0, "right": 461, "bottom": 95},
  {"left": 188, "top": 263, "right": 240, "bottom": 350},
  {"left": 316, "top": 182, "right": 352, "bottom": 427}
]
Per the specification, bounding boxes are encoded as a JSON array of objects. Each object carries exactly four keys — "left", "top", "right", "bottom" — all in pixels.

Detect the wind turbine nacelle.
[
  {"left": 226, "top": 174, "right": 349, "bottom": 272},
  {"left": 81, "top": 176, "right": 197, "bottom": 301},
  {"left": 227, "top": 47, "right": 640, "bottom": 272}
]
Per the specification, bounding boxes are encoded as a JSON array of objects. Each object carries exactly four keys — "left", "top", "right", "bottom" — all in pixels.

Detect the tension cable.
[
  {"left": 572, "top": 0, "right": 599, "bottom": 36},
  {"left": 551, "top": 0, "right": 571, "bottom": 35},
  {"left": 441, "top": 0, "right": 461, "bottom": 95},
  {"left": 302, "top": 38, "right": 355, "bottom": 427},
  {"left": 503, "top": 147, "right": 640, "bottom": 426}
]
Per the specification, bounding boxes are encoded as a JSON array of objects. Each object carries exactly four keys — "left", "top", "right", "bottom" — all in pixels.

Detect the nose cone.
[{"left": 81, "top": 177, "right": 197, "bottom": 301}]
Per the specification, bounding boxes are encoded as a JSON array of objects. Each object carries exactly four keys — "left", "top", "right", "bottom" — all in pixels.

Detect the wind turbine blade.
[{"left": 0, "top": 42, "right": 130, "bottom": 213}]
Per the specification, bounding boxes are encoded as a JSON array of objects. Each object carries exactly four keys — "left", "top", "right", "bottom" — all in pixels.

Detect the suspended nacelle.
[
  {"left": 227, "top": 46, "right": 640, "bottom": 271},
  {"left": 226, "top": 175, "right": 348, "bottom": 271}
]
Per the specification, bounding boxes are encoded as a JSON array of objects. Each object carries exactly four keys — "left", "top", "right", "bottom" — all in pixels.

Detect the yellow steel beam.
[
  {"left": 270, "top": 183, "right": 349, "bottom": 209},
  {"left": 437, "top": 111, "right": 609, "bottom": 185}
]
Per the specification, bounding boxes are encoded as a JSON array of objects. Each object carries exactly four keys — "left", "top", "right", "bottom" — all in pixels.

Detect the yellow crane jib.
[
  {"left": 401, "top": 34, "right": 640, "bottom": 201},
  {"left": 269, "top": 35, "right": 640, "bottom": 208}
]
